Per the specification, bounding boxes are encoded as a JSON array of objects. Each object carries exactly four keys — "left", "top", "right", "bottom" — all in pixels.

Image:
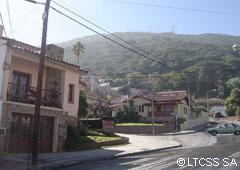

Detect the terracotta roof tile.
[{"left": 2, "top": 37, "right": 88, "bottom": 73}]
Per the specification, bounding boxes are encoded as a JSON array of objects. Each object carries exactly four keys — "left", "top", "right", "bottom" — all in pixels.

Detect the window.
[
  {"left": 137, "top": 105, "right": 144, "bottom": 112},
  {"left": 21, "top": 116, "right": 30, "bottom": 138},
  {"left": 10, "top": 115, "right": 18, "bottom": 138},
  {"left": 11, "top": 71, "right": 30, "bottom": 96},
  {"left": 162, "top": 105, "right": 173, "bottom": 111},
  {"left": 44, "top": 119, "right": 52, "bottom": 139},
  {"left": 68, "top": 84, "right": 74, "bottom": 103}
]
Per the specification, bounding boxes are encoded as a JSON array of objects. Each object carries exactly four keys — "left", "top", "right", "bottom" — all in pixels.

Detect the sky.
[{"left": 1, "top": 0, "right": 240, "bottom": 46}]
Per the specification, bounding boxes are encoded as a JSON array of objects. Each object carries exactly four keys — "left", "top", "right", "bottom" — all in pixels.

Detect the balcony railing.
[{"left": 7, "top": 82, "right": 62, "bottom": 108}]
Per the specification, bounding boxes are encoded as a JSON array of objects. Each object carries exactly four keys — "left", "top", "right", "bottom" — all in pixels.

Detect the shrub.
[
  {"left": 65, "top": 125, "right": 81, "bottom": 151},
  {"left": 215, "top": 112, "right": 224, "bottom": 118},
  {"left": 82, "top": 119, "right": 103, "bottom": 129}
]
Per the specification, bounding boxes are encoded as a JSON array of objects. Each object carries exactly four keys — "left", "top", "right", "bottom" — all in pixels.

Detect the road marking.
[
  {"left": 130, "top": 153, "right": 188, "bottom": 169},
  {"left": 229, "top": 151, "right": 240, "bottom": 158}
]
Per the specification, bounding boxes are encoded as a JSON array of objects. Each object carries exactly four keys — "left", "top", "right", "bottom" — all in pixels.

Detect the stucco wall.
[
  {"left": 7, "top": 51, "right": 82, "bottom": 117},
  {"left": 132, "top": 98, "right": 149, "bottom": 117},
  {"left": 180, "top": 111, "right": 209, "bottom": 130},
  {"left": 0, "top": 39, "right": 7, "bottom": 125},
  {"left": 62, "top": 70, "right": 80, "bottom": 116}
]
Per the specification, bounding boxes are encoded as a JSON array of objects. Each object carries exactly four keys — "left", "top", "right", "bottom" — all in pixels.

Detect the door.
[
  {"left": 39, "top": 116, "right": 54, "bottom": 153},
  {"left": 9, "top": 113, "right": 33, "bottom": 153},
  {"left": 8, "top": 113, "right": 54, "bottom": 153}
]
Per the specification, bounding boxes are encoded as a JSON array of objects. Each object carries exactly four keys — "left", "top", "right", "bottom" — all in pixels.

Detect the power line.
[
  {"left": 51, "top": 1, "right": 180, "bottom": 71},
  {"left": 50, "top": 6, "right": 180, "bottom": 71},
  {"left": 101, "top": 0, "right": 240, "bottom": 17}
]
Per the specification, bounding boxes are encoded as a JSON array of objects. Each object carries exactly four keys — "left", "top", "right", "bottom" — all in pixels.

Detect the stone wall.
[
  {"left": 114, "top": 123, "right": 175, "bottom": 134},
  {"left": 1, "top": 102, "right": 69, "bottom": 153},
  {"left": 0, "top": 135, "right": 7, "bottom": 155}
]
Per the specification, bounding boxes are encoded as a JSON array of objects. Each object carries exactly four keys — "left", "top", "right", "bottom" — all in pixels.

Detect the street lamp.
[{"left": 207, "top": 89, "right": 217, "bottom": 115}]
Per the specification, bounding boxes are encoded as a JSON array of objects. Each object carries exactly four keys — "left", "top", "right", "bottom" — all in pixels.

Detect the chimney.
[
  {"left": 46, "top": 44, "right": 64, "bottom": 60},
  {"left": 0, "top": 25, "right": 3, "bottom": 38}
]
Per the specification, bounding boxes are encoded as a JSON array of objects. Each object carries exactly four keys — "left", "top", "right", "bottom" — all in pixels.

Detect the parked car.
[{"left": 208, "top": 123, "right": 240, "bottom": 136}]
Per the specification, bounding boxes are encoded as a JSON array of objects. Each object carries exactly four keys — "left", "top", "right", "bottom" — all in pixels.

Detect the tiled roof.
[
  {"left": 2, "top": 37, "right": 88, "bottom": 73},
  {"left": 154, "top": 95, "right": 187, "bottom": 102}
]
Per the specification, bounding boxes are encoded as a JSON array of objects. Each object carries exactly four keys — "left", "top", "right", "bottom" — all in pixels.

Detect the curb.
[
  {"left": 160, "top": 131, "right": 197, "bottom": 136},
  {"left": 42, "top": 144, "right": 182, "bottom": 170}
]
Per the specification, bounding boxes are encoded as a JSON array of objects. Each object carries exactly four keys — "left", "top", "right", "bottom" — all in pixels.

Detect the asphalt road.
[{"left": 59, "top": 132, "right": 240, "bottom": 170}]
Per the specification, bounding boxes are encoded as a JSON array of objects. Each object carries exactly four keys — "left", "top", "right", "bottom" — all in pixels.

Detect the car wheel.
[
  {"left": 234, "top": 131, "right": 240, "bottom": 135},
  {"left": 211, "top": 131, "right": 217, "bottom": 136}
]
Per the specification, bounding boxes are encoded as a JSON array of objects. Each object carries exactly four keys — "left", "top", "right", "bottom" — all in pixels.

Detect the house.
[
  {"left": 210, "top": 105, "right": 227, "bottom": 117},
  {"left": 0, "top": 35, "right": 87, "bottom": 153},
  {"left": 111, "top": 91, "right": 209, "bottom": 130},
  {"left": 110, "top": 95, "right": 152, "bottom": 118}
]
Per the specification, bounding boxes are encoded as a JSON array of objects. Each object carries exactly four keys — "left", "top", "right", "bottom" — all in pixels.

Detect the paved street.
[{"left": 59, "top": 132, "right": 240, "bottom": 170}]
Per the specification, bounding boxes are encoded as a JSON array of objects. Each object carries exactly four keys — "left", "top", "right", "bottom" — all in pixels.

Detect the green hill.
[{"left": 59, "top": 32, "right": 240, "bottom": 98}]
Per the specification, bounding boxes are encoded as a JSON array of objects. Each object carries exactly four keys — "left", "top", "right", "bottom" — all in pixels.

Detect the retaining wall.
[{"left": 114, "top": 123, "right": 175, "bottom": 134}]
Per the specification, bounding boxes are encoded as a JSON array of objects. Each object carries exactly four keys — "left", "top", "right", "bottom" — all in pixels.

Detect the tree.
[
  {"left": 225, "top": 88, "right": 240, "bottom": 116},
  {"left": 72, "top": 41, "right": 85, "bottom": 66},
  {"left": 226, "top": 77, "right": 240, "bottom": 90},
  {"left": 116, "top": 99, "right": 140, "bottom": 123},
  {"left": 78, "top": 89, "right": 89, "bottom": 128}
]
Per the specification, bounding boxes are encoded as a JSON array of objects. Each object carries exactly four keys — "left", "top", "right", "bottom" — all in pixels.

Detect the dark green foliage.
[
  {"left": 225, "top": 88, "right": 240, "bottom": 116},
  {"left": 103, "top": 116, "right": 116, "bottom": 121},
  {"left": 82, "top": 119, "right": 103, "bottom": 129},
  {"left": 118, "top": 85, "right": 130, "bottom": 95},
  {"left": 116, "top": 99, "right": 141, "bottom": 123},
  {"left": 65, "top": 125, "right": 81, "bottom": 151},
  {"left": 215, "top": 112, "right": 224, "bottom": 118},
  {"left": 61, "top": 32, "right": 240, "bottom": 98},
  {"left": 78, "top": 89, "right": 89, "bottom": 119},
  {"left": 116, "top": 111, "right": 140, "bottom": 123}
]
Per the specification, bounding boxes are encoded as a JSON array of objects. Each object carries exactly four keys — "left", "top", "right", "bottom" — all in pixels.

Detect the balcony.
[{"left": 7, "top": 82, "right": 62, "bottom": 108}]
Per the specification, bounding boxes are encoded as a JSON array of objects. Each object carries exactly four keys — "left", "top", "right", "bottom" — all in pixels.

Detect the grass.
[
  {"left": 87, "top": 136, "right": 123, "bottom": 142},
  {"left": 74, "top": 144, "right": 126, "bottom": 151},
  {"left": 116, "top": 123, "right": 164, "bottom": 126}
]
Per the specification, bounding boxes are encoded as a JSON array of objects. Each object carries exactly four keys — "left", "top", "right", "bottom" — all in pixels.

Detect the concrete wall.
[
  {"left": 0, "top": 39, "right": 8, "bottom": 125},
  {"left": 114, "top": 123, "right": 175, "bottom": 134},
  {"left": 180, "top": 111, "right": 209, "bottom": 130}
]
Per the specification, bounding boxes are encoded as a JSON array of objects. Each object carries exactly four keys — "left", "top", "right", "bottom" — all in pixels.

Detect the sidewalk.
[
  {"left": 161, "top": 123, "right": 209, "bottom": 136},
  {"left": 0, "top": 134, "right": 181, "bottom": 170}
]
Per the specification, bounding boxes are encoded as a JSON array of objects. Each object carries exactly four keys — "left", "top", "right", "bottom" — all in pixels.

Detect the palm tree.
[{"left": 72, "top": 41, "right": 85, "bottom": 66}]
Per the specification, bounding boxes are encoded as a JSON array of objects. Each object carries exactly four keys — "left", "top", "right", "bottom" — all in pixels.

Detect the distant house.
[
  {"left": 111, "top": 91, "right": 209, "bottom": 130},
  {"left": 110, "top": 95, "right": 151, "bottom": 118},
  {"left": 0, "top": 35, "right": 87, "bottom": 154},
  {"left": 210, "top": 106, "right": 227, "bottom": 117}
]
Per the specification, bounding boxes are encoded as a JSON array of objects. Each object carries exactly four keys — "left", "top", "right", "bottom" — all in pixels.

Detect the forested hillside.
[{"left": 59, "top": 32, "right": 240, "bottom": 98}]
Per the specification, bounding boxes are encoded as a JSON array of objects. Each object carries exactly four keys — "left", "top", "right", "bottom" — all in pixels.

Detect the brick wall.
[
  {"left": 216, "top": 116, "right": 240, "bottom": 121},
  {"left": 114, "top": 123, "right": 175, "bottom": 134}
]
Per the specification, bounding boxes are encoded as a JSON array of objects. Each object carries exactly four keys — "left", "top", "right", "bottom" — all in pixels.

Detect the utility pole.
[
  {"left": 188, "top": 88, "right": 192, "bottom": 128},
  {"left": 151, "top": 97, "right": 155, "bottom": 134},
  {"left": 31, "top": 0, "right": 51, "bottom": 165}
]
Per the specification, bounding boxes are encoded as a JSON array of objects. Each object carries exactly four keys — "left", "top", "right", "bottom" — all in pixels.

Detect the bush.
[
  {"left": 116, "top": 111, "right": 141, "bottom": 123},
  {"left": 103, "top": 116, "right": 116, "bottom": 121},
  {"left": 82, "top": 119, "right": 103, "bottom": 129},
  {"left": 215, "top": 112, "right": 224, "bottom": 118},
  {"left": 65, "top": 125, "right": 81, "bottom": 151}
]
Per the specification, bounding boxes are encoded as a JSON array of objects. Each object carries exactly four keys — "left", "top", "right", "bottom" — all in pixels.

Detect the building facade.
[{"left": 0, "top": 37, "right": 87, "bottom": 154}]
